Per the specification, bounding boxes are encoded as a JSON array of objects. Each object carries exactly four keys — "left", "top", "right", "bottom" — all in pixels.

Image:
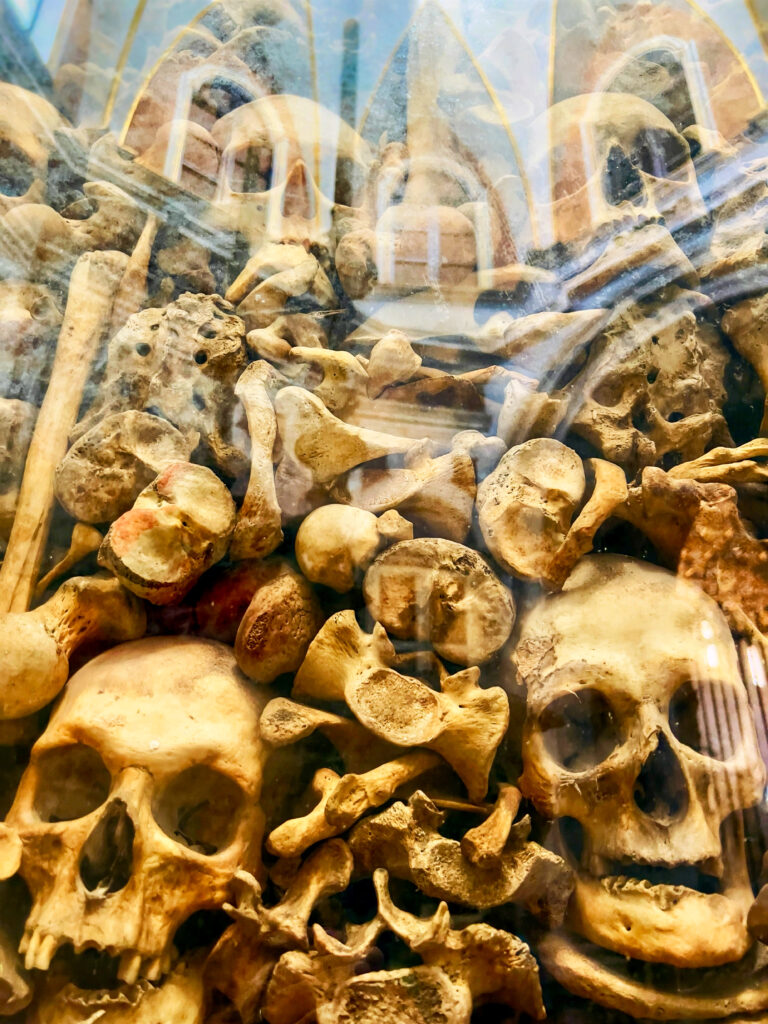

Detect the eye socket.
[
  {"left": 539, "top": 690, "right": 620, "bottom": 771},
  {"left": 669, "top": 680, "right": 743, "bottom": 760},
  {"left": 153, "top": 766, "right": 245, "bottom": 855},
  {"left": 33, "top": 745, "right": 110, "bottom": 822}
]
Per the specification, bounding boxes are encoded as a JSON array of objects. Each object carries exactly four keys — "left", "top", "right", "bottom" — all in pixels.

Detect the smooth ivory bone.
[
  {"left": 293, "top": 610, "right": 509, "bottom": 801},
  {"left": 0, "top": 250, "right": 128, "bottom": 613},
  {"left": 0, "top": 574, "right": 145, "bottom": 718},
  {"left": 274, "top": 385, "right": 424, "bottom": 485},
  {"left": 267, "top": 769, "right": 341, "bottom": 858},
  {"left": 229, "top": 362, "right": 283, "bottom": 561},
  {"left": 295, "top": 505, "right": 412, "bottom": 592}
]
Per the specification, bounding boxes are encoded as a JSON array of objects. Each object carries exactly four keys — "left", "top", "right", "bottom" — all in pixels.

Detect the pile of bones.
[{"left": 5, "top": 3, "right": 768, "bottom": 1022}]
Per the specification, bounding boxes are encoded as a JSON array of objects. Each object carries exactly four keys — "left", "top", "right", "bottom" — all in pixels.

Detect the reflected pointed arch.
[
  {"left": 359, "top": 0, "right": 538, "bottom": 250},
  {"left": 550, "top": 0, "right": 762, "bottom": 140},
  {"left": 119, "top": 0, "right": 317, "bottom": 153}
]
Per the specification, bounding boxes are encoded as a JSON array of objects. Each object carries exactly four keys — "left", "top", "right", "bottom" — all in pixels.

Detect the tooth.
[
  {"left": 585, "top": 852, "right": 611, "bottom": 876},
  {"left": 118, "top": 951, "right": 142, "bottom": 986},
  {"left": 143, "top": 957, "right": 161, "bottom": 982},
  {"left": 24, "top": 929, "right": 41, "bottom": 972},
  {"left": 35, "top": 934, "right": 58, "bottom": 971},
  {"left": 18, "top": 931, "right": 29, "bottom": 955}
]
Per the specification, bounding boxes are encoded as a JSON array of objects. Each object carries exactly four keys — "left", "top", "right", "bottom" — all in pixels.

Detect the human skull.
[
  {"left": 566, "top": 288, "right": 731, "bottom": 473},
  {"left": 210, "top": 93, "right": 372, "bottom": 252},
  {"left": 514, "top": 555, "right": 765, "bottom": 970},
  {"left": 6, "top": 636, "right": 268, "bottom": 1022},
  {"left": 543, "top": 93, "right": 704, "bottom": 246},
  {"left": 0, "top": 83, "right": 66, "bottom": 215}
]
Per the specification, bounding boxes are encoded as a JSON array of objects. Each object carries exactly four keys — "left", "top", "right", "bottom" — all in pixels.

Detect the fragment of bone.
[
  {"left": 30, "top": 952, "right": 207, "bottom": 1023},
  {"left": 349, "top": 791, "right": 573, "bottom": 923},
  {"left": 193, "top": 559, "right": 308, "bottom": 645},
  {"left": 366, "top": 330, "right": 423, "bottom": 397},
  {"left": 0, "top": 574, "right": 145, "bottom": 718},
  {"left": 475, "top": 309, "right": 605, "bottom": 375},
  {"left": 0, "top": 283, "right": 62, "bottom": 398},
  {"left": 545, "top": 458, "right": 628, "bottom": 591},
  {"left": 477, "top": 438, "right": 586, "bottom": 580},
  {"left": 538, "top": 930, "right": 768, "bottom": 1021},
  {"left": 234, "top": 560, "right": 323, "bottom": 684},
  {"left": 55, "top": 411, "right": 195, "bottom": 524},
  {"left": 227, "top": 242, "right": 337, "bottom": 331},
  {"left": 274, "top": 385, "right": 424, "bottom": 485},
  {"left": 567, "top": 287, "right": 731, "bottom": 473},
  {"left": 495, "top": 373, "right": 569, "bottom": 448},
  {"left": 0, "top": 82, "right": 67, "bottom": 215},
  {"left": 73, "top": 292, "right": 249, "bottom": 477},
  {"left": 265, "top": 868, "right": 546, "bottom": 1024},
  {"left": 262, "top": 347, "right": 369, "bottom": 417},
  {"left": 0, "top": 250, "right": 128, "bottom": 613},
  {"left": 0, "top": 399, "right": 35, "bottom": 552},
  {"left": 293, "top": 610, "right": 508, "bottom": 800},
  {"left": 324, "top": 751, "right": 444, "bottom": 830},
  {"left": 99, "top": 461, "right": 236, "bottom": 605},
  {"left": 619, "top": 468, "right": 768, "bottom": 635},
  {"left": 247, "top": 312, "right": 327, "bottom": 362},
  {"left": 0, "top": 900, "right": 31, "bottom": 1016},
  {"left": 461, "top": 784, "right": 523, "bottom": 868},
  {"left": 335, "top": 226, "right": 377, "bottom": 299},
  {"left": 267, "top": 769, "right": 341, "bottom": 858},
  {"left": 107, "top": 211, "right": 160, "bottom": 336},
  {"left": 8, "top": 635, "right": 269, "bottom": 988},
  {"left": 207, "top": 840, "right": 354, "bottom": 1022},
  {"left": 451, "top": 429, "right": 506, "bottom": 480},
  {"left": 363, "top": 538, "right": 515, "bottom": 664},
  {"left": 668, "top": 438, "right": 768, "bottom": 484},
  {"left": 295, "top": 505, "right": 412, "bottom": 592},
  {"left": 515, "top": 555, "right": 763, "bottom": 969},
  {"left": 230, "top": 362, "right": 283, "bottom": 561},
  {"left": 0, "top": 182, "right": 145, "bottom": 281},
  {"left": 723, "top": 294, "right": 768, "bottom": 434},
  {"left": 33, "top": 523, "right": 103, "bottom": 600},
  {"left": 260, "top": 697, "right": 397, "bottom": 773},
  {"left": 332, "top": 447, "right": 476, "bottom": 543}
]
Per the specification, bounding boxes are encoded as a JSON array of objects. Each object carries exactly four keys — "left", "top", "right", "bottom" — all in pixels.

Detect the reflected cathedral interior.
[{"left": 3, "top": 0, "right": 768, "bottom": 1022}]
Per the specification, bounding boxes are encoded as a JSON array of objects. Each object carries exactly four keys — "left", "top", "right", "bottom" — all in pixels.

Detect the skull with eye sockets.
[
  {"left": 514, "top": 556, "right": 767, "bottom": 1017},
  {"left": 6, "top": 636, "right": 268, "bottom": 1024}
]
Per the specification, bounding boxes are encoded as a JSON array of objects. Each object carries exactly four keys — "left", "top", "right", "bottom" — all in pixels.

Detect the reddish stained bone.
[{"left": 0, "top": 251, "right": 128, "bottom": 613}]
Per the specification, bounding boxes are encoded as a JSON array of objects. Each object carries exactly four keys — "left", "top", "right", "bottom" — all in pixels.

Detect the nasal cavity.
[
  {"left": 602, "top": 144, "right": 646, "bottom": 207},
  {"left": 633, "top": 733, "right": 689, "bottom": 825},
  {"left": 79, "top": 799, "right": 135, "bottom": 896}
]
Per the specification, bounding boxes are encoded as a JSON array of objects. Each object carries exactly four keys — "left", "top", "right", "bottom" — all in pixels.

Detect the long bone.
[
  {"left": 293, "top": 610, "right": 509, "bottom": 801},
  {"left": 0, "top": 250, "right": 128, "bottom": 613},
  {"left": 230, "top": 362, "right": 284, "bottom": 561},
  {"left": 0, "top": 574, "right": 145, "bottom": 718}
]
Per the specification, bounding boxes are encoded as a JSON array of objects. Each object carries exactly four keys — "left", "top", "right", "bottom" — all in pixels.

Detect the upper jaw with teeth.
[{"left": 20, "top": 927, "right": 172, "bottom": 983}]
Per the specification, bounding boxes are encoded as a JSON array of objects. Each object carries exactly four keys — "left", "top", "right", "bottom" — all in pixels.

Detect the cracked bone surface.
[
  {"left": 293, "top": 609, "right": 509, "bottom": 801},
  {"left": 206, "top": 840, "right": 354, "bottom": 1022},
  {"left": 99, "top": 461, "right": 236, "bottom": 604},
  {"left": 55, "top": 411, "right": 195, "bottom": 524},
  {"left": 6, "top": 636, "right": 269, "bottom": 1003},
  {"left": 349, "top": 791, "right": 574, "bottom": 922},
  {"left": 363, "top": 537, "right": 515, "bottom": 664},
  {"left": 264, "top": 868, "right": 546, "bottom": 1024}
]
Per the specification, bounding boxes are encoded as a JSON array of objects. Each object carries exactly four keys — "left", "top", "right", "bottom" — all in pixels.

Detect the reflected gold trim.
[
  {"left": 358, "top": 1, "right": 539, "bottom": 247},
  {"left": 102, "top": 0, "right": 149, "bottom": 128}
]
